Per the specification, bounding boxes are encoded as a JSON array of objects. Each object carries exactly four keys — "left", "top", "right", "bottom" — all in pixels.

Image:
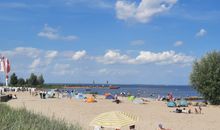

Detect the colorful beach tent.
[
  {"left": 87, "top": 97, "right": 96, "bottom": 103},
  {"left": 75, "top": 93, "right": 84, "bottom": 99},
  {"left": 177, "top": 99, "right": 188, "bottom": 107},
  {"left": 46, "top": 90, "right": 55, "bottom": 98},
  {"left": 90, "top": 111, "right": 138, "bottom": 129},
  {"left": 167, "top": 101, "right": 176, "bottom": 107},
  {"left": 105, "top": 95, "right": 114, "bottom": 99},
  {"left": 128, "top": 96, "right": 135, "bottom": 101},
  {"left": 104, "top": 93, "right": 111, "bottom": 96},
  {"left": 133, "top": 98, "right": 144, "bottom": 104}
]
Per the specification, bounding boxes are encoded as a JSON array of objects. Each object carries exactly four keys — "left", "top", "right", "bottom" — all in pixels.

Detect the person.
[
  {"left": 12, "top": 94, "right": 17, "bottom": 99},
  {"left": 39, "top": 91, "right": 43, "bottom": 99},
  {"left": 158, "top": 124, "right": 172, "bottom": 130},
  {"left": 175, "top": 106, "right": 182, "bottom": 113},
  {"left": 188, "top": 105, "right": 192, "bottom": 114},
  {"left": 92, "top": 94, "right": 97, "bottom": 99},
  {"left": 199, "top": 106, "right": 202, "bottom": 114},
  {"left": 188, "top": 108, "right": 191, "bottom": 114},
  {"left": 114, "top": 94, "right": 118, "bottom": 100},
  {"left": 195, "top": 108, "right": 199, "bottom": 114},
  {"left": 182, "top": 108, "right": 187, "bottom": 113}
]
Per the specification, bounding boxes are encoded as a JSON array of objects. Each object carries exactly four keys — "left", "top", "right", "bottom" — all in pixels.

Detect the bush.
[{"left": 190, "top": 51, "right": 220, "bottom": 105}]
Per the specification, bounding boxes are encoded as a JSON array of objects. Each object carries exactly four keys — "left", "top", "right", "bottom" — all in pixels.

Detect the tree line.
[{"left": 9, "top": 73, "right": 44, "bottom": 87}]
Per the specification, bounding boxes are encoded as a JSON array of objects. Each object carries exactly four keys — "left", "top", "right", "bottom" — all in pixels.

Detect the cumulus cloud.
[
  {"left": 72, "top": 50, "right": 87, "bottom": 60},
  {"left": 115, "top": 0, "right": 177, "bottom": 23},
  {"left": 1, "top": 47, "right": 41, "bottom": 58},
  {"left": 29, "top": 58, "right": 41, "bottom": 69},
  {"left": 38, "top": 24, "right": 77, "bottom": 41},
  {"left": 135, "top": 51, "right": 194, "bottom": 65},
  {"left": 174, "top": 41, "right": 183, "bottom": 47},
  {"left": 196, "top": 28, "right": 207, "bottom": 37},
  {"left": 96, "top": 50, "right": 131, "bottom": 64},
  {"left": 130, "top": 40, "right": 145, "bottom": 46},
  {"left": 96, "top": 50, "right": 194, "bottom": 66},
  {"left": 45, "top": 51, "right": 58, "bottom": 59},
  {"left": 0, "top": 47, "right": 194, "bottom": 76}
]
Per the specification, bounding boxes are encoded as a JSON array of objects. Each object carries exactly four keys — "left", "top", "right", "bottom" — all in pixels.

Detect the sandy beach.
[{"left": 5, "top": 92, "right": 220, "bottom": 130}]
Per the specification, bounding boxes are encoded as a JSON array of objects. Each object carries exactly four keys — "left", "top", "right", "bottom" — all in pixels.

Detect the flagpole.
[{"left": 5, "top": 75, "right": 8, "bottom": 87}]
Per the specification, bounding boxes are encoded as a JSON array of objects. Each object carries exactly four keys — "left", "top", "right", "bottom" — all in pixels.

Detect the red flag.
[{"left": 3, "top": 58, "right": 10, "bottom": 74}]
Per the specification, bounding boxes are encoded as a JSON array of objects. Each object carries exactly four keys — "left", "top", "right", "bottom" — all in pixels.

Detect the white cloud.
[
  {"left": 196, "top": 28, "right": 207, "bottom": 37},
  {"left": 96, "top": 50, "right": 131, "bottom": 64},
  {"left": 1, "top": 47, "right": 41, "bottom": 58},
  {"left": 130, "top": 40, "right": 145, "bottom": 46},
  {"left": 96, "top": 50, "right": 194, "bottom": 66},
  {"left": 98, "top": 68, "right": 110, "bottom": 74},
  {"left": 135, "top": 51, "right": 194, "bottom": 65},
  {"left": 72, "top": 50, "right": 87, "bottom": 60},
  {"left": 38, "top": 24, "right": 77, "bottom": 41},
  {"left": 29, "top": 58, "right": 41, "bottom": 69},
  {"left": 45, "top": 51, "right": 58, "bottom": 59},
  {"left": 115, "top": 0, "right": 177, "bottom": 23},
  {"left": 174, "top": 41, "right": 183, "bottom": 47}
]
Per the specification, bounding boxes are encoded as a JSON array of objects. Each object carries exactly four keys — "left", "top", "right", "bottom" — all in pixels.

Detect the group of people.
[
  {"left": 174, "top": 106, "right": 202, "bottom": 114},
  {"left": 39, "top": 91, "right": 47, "bottom": 99}
]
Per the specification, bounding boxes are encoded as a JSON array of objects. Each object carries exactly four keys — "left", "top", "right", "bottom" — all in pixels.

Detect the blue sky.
[{"left": 0, "top": 0, "right": 219, "bottom": 85}]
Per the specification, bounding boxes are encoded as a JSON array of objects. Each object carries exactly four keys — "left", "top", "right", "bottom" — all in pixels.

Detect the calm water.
[{"left": 64, "top": 84, "right": 199, "bottom": 98}]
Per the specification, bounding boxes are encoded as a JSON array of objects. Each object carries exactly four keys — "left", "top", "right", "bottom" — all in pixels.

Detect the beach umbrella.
[{"left": 90, "top": 111, "right": 138, "bottom": 129}]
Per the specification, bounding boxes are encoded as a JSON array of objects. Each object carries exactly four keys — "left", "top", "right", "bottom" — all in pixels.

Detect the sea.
[{"left": 63, "top": 84, "right": 200, "bottom": 99}]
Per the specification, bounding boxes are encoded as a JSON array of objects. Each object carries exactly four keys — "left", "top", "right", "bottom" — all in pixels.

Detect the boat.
[{"left": 109, "top": 86, "right": 120, "bottom": 89}]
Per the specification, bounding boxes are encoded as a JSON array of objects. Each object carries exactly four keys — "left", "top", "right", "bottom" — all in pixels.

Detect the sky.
[{"left": 0, "top": 0, "right": 219, "bottom": 85}]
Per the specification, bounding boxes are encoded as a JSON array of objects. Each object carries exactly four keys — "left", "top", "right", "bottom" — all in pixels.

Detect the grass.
[{"left": 0, "top": 103, "right": 82, "bottom": 130}]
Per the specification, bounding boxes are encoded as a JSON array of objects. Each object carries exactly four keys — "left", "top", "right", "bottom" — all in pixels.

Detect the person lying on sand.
[
  {"left": 113, "top": 99, "right": 121, "bottom": 104},
  {"left": 158, "top": 124, "right": 172, "bottom": 130},
  {"left": 174, "top": 107, "right": 182, "bottom": 113},
  {"left": 182, "top": 108, "right": 187, "bottom": 113}
]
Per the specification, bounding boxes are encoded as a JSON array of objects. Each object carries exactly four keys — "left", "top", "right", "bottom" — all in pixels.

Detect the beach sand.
[{"left": 5, "top": 92, "right": 220, "bottom": 130}]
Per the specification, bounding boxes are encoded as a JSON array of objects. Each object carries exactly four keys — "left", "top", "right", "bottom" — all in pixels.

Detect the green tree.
[
  {"left": 190, "top": 51, "right": 220, "bottom": 105},
  {"left": 10, "top": 73, "right": 18, "bottom": 86},
  {"left": 17, "top": 78, "right": 25, "bottom": 86},
  {"left": 28, "top": 73, "right": 38, "bottom": 86},
  {"left": 37, "top": 74, "right": 45, "bottom": 85}
]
